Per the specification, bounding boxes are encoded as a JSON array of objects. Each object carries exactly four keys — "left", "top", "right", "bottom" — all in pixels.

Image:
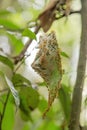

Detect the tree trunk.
[{"left": 69, "top": 0, "right": 87, "bottom": 130}]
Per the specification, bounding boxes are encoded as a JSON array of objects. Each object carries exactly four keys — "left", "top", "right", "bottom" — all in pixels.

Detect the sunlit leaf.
[
  {"left": 45, "top": 121, "right": 58, "bottom": 130},
  {"left": 7, "top": 33, "right": 24, "bottom": 55},
  {"left": 22, "top": 28, "right": 36, "bottom": 40},
  {"left": 5, "top": 76, "right": 20, "bottom": 107},
  {"left": 0, "top": 55, "right": 14, "bottom": 70},
  {"left": 0, "top": 18, "right": 21, "bottom": 30},
  {"left": 61, "top": 51, "right": 70, "bottom": 58},
  {"left": 2, "top": 94, "right": 15, "bottom": 130}
]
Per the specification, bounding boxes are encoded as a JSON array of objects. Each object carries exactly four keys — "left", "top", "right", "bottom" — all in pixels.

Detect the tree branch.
[
  {"left": 14, "top": 25, "right": 41, "bottom": 64},
  {"left": 55, "top": 10, "right": 81, "bottom": 20},
  {"left": 69, "top": 1, "right": 87, "bottom": 130},
  {"left": 14, "top": 9, "right": 80, "bottom": 64}
]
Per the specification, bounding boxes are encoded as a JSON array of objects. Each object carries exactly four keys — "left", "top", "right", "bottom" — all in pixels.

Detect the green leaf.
[
  {"left": 0, "top": 18, "right": 21, "bottom": 30},
  {"left": 45, "top": 121, "right": 58, "bottom": 130},
  {"left": 37, "top": 82, "right": 47, "bottom": 87},
  {"left": 5, "top": 76, "right": 20, "bottom": 107},
  {"left": 12, "top": 74, "right": 31, "bottom": 87},
  {"left": 22, "top": 124, "right": 30, "bottom": 130},
  {"left": 59, "top": 84, "right": 71, "bottom": 121},
  {"left": 19, "top": 87, "right": 39, "bottom": 121},
  {"left": 0, "top": 55, "right": 14, "bottom": 70},
  {"left": 38, "top": 98, "right": 47, "bottom": 112},
  {"left": 0, "top": 94, "right": 6, "bottom": 114},
  {"left": 22, "top": 28, "right": 36, "bottom": 40},
  {"left": 2, "top": 94, "right": 15, "bottom": 130},
  {"left": 20, "top": 109, "right": 31, "bottom": 121},
  {"left": 38, "top": 97, "right": 54, "bottom": 118},
  {"left": 61, "top": 51, "right": 70, "bottom": 59},
  {"left": 7, "top": 33, "right": 24, "bottom": 55}
]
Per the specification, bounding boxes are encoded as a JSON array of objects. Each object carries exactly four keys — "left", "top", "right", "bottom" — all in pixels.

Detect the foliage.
[{"left": 0, "top": 0, "right": 84, "bottom": 130}]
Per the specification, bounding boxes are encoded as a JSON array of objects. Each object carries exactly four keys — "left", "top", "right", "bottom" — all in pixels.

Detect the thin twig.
[
  {"left": 14, "top": 51, "right": 32, "bottom": 73},
  {"left": 14, "top": 25, "right": 41, "bottom": 64},
  {"left": 55, "top": 10, "right": 81, "bottom": 20},
  {"left": 14, "top": 10, "right": 80, "bottom": 65}
]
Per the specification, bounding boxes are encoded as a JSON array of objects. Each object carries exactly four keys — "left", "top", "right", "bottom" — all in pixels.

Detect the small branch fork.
[{"left": 13, "top": 0, "right": 81, "bottom": 64}]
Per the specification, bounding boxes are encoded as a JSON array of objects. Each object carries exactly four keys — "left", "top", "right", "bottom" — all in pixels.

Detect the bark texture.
[{"left": 69, "top": 0, "right": 87, "bottom": 130}]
